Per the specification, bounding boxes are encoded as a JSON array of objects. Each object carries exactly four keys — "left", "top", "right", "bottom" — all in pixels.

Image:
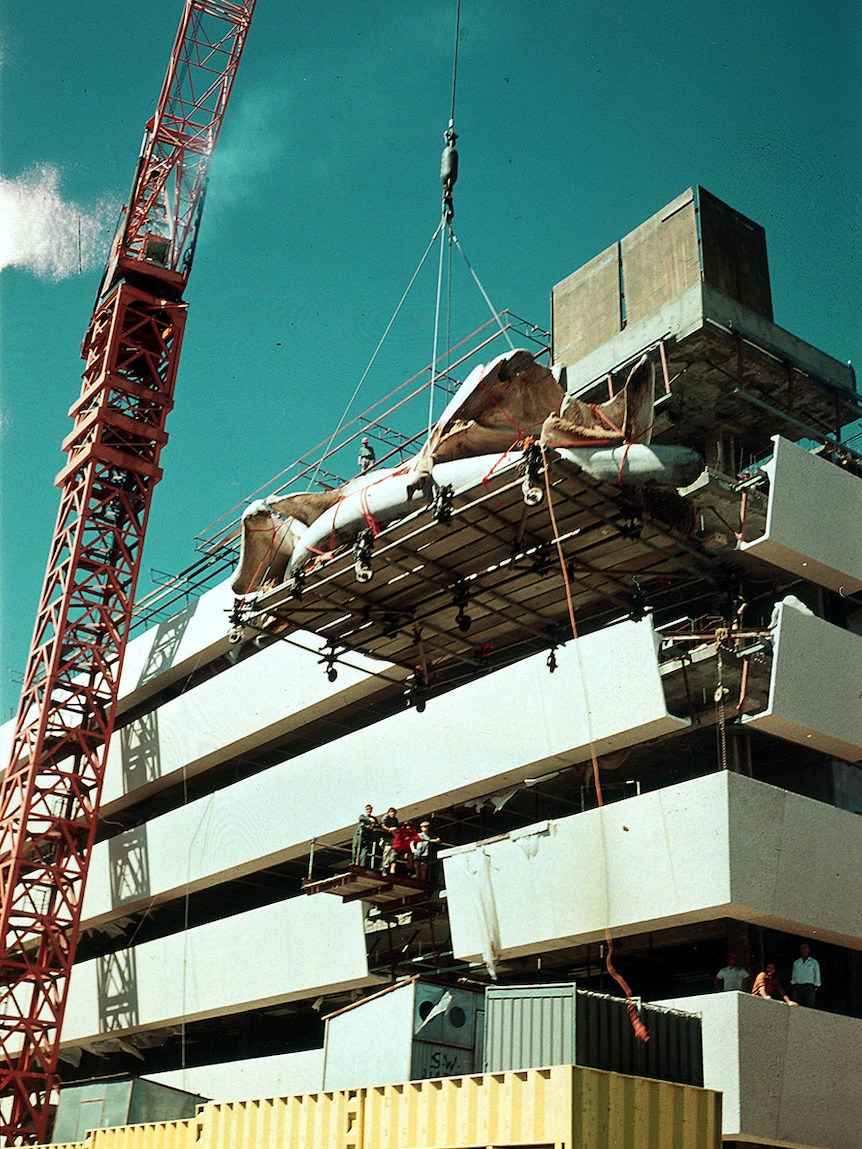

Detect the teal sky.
[{"left": 1, "top": 0, "right": 860, "bottom": 718}]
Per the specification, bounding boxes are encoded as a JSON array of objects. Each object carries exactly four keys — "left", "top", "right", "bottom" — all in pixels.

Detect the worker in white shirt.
[
  {"left": 714, "top": 952, "right": 750, "bottom": 992},
  {"left": 790, "top": 941, "right": 821, "bottom": 1007}
]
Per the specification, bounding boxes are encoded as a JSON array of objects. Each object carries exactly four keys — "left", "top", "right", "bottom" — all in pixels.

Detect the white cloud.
[
  {"left": 207, "top": 84, "right": 294, "bottom": 209},
  {"left": 0, "top": 165, "right": 111, "bottom": 280}
]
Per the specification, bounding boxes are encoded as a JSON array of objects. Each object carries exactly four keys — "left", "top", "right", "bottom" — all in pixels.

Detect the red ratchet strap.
[
  {"left": 325, "top": 472, "right": 391, "bottom": 556},
  {"left": 358, "top": 466, "right": 407, "bottom": 537},
  {"left": 616, "top": 441, "right": 633, "bottom": 486},
  {"left": 477, "top": 379, "right": 525, "bottom": 438},
  {"left": 358, "top": 482, "right": 382, "bottom": 538},
  {"left": 327, "top": 495, "right": 347, "bottom": 554},
  {"left": 587, "top": 402, "right": 623, "bottom": 435}
]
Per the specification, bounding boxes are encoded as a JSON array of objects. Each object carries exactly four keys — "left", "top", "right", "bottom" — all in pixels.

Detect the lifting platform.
[
  {"left": 303, "top": 864, "right": 431, "bottom": 908},
  {"left": 236, "top": 305, "right": 860, "bottom": 693}
]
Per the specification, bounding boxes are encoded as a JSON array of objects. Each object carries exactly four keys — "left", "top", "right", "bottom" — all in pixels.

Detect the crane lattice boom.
[{"left": 0, "top": 3, "right": 256, "bottom": 1142}]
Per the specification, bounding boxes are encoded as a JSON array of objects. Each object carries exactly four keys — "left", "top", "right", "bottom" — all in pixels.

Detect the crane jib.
[{"left": 0, "top": 2, "right": 257, "bottom": 1144}]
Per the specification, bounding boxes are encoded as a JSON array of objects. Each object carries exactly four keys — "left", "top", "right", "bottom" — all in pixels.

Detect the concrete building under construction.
[{"left": 10, "top": 187, "right": 862, "bottom": 1149}]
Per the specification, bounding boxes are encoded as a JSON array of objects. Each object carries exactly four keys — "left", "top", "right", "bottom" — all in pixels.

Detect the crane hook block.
[{"left": 440, "top": 143, "right": 459, "bottom": 188}]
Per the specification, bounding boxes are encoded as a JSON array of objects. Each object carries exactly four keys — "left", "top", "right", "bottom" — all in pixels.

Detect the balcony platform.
[{"left": 656, "top": 990, "right": 862, "bottom": 1149}]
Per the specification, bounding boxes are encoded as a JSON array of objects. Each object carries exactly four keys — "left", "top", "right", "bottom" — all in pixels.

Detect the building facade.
[{"left": 6, "top": 188, "right": 862, "bottom": 1149}]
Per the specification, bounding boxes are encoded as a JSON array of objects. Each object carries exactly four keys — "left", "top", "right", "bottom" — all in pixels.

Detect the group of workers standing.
[
  {"left": 351, "top": 805, "right": 441, "bottom": 883},
  {"left": 715, "top": 943, "right": 822, "bottom": 1007}
]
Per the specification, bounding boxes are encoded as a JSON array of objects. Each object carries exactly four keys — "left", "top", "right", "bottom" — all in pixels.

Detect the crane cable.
[
  {"left": 449, "top": 0, "right": 461, "bottom": 129},
  {"left": 310, "top": 219, "right": 445, "bottom": 492},
  {"left": 428, "top": 0, "right": 514, "bottom": 438},
  {"left": 427, "top": 0, "right": 461, "bottom": 437}
]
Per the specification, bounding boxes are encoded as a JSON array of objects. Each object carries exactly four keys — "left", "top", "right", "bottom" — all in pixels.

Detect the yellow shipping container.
[{"left": 39, "top": 1065, "right": 721, "bottom": 1149}]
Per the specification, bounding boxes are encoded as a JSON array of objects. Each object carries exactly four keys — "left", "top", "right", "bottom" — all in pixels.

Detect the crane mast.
[{"left": 0, "top": 2, "right": 256, "bottom": 1142}]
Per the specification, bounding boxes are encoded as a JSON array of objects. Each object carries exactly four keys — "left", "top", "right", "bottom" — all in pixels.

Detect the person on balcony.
[
  {"left": 751, "top": 962, "right": 797, "bottom": 1004},
  {"left": 379, "top": 807, "right": 399, "bottom": 870},
  {"left": 790, "top": 942, "right": 821, "bottom": 1007},
  {"left": 358, "top": 437, "right": 376, "bottom": 472},
  {"left": 390, "top": 821, "right": 420, "bottom": 875},
  {"left": 714, "top": 952, "right": 750, "bottom": 992}
]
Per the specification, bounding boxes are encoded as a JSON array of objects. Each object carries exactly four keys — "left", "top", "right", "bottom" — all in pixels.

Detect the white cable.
[
  {"left": 308, "top": 221, "right": 444, "bottom": 490},
  {"left": 428, "top": 216, "right": 450, "bottom": 436},
  {"left": 451, "top": 231, "right": 515, "bottom": 350}
]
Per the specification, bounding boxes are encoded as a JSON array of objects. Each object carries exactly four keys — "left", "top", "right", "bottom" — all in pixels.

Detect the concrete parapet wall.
[
  {"left": 101, "top": 623, "right": 393, "bottom": 809},
  {"left": 740, "top": 436, "right": 862, "bottom": 598},
  {"left": 656, "top": 991, "right": 862, "bottom": 1149},
  {"left": 63, "top": 896, "right": 375, "bottom": 1049},
  {"left": 742, "top": 599, "right": 862, "bottom": 761},
  {"left": 442, "top": 772, "right": 862, "bottom": 966},
  {"left": 81, "top": 617, "right": 685, "bottom": 925}
]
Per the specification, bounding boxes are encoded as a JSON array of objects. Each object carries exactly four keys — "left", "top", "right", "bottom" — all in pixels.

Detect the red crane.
[{"left": 0, "top": 2, "right": 256, "bottom": 1141}]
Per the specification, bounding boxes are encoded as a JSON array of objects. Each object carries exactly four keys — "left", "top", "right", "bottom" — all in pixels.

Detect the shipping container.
[
  {"left": 39, "top": 1064, "right": 719, "bottom": 1149},
  {"left": 51, "top": 1079, "right": 206, "bottom": 1144},
  {"left": 322, "top": 977, "right": 483, "bottom": 1090},
  {"left": 484, "top": 984, "right": 703, "bottom": 1086}
]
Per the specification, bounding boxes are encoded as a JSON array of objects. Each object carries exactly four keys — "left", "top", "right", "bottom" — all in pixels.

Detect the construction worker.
[{"left": 358, "top": 436, "right": 376, "bottom": 473}]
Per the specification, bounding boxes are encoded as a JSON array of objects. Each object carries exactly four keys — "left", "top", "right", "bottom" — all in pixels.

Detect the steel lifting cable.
[
  {"left": 428, "top": 214, "right": 450, "bottom": 437},
  {"left": 450, "top": 233, "right": 516, "bottom": 351},
  {"left": 540, "top": 444, "right": 650, "bottom": 1043},
  {"left": 429, "top": 0, "right": 516, "bottom": 437},
  {"left": 310, "top": 220, "right": 445, "bottom": 493},
  {"left": 449, "top": 0, "right": 461, "bottom": 129},
  {"left": 428, "top": 0, "right": 462, "bottom": 437},
  {"left": 428, "top": 228, "right": 518, "bottom": 438}
]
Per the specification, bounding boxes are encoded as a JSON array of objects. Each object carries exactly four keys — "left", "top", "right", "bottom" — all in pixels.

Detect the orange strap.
[{"left": 540, "top": 444, "right": 649, "bottom": 1044}]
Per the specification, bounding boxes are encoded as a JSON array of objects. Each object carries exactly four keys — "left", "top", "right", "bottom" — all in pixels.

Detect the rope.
[
  {"left": 543, "top": 433, "right": 628, "bottom": 449},
  {"left": 233, "top": 513, "right": 293, "bottom": 614},
  {"left": 540, "top": 445, "right": 649, "bottom": 1043},
  {"left": 475, "top": 379, "right": 527, "bottom": 438},
  {"left": 587, "top": 402, "right": 623, "bottom": 434},
  {"left": 478, "top": 446, "right": 521, "bottom": 496},
  {"left": 616, "top": 440, "right": 633, "bottom": 486}
]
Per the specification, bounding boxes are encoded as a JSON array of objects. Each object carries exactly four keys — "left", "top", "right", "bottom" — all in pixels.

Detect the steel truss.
[{"left": 0, "top": 2, "right": 255, "bottom": 1141}]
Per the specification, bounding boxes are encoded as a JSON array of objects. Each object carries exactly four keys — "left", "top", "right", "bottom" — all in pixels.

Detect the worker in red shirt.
[{"left": 389, "top": 822, "right": 420, "bottom": 875}]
